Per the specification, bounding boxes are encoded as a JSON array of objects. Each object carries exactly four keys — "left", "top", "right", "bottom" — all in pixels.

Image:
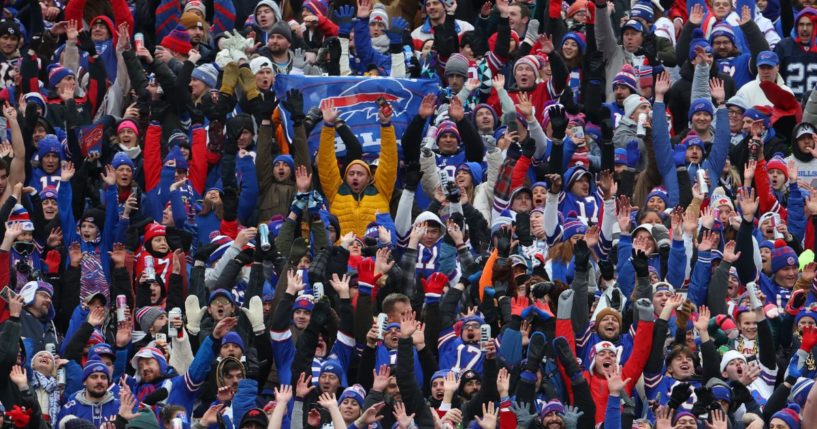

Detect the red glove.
[
  {"left": 45, "top": 249, "right": 61, "bottom": 275},
  {"left": 421, "top": 272, "right": 449, "bottom": 304},
  {"left": 786, "top": 289, "right": 807, "bottom": 316},
  {"left": 7, "top": 405, "right": 32, "bottom": 428},
  {"left": 801, "top": 325, "right": 817, "bottom": 353},
  {"left": 511, "top": 296, "right": 530, "bottom": 316},
  {"left": 356, "top": 258, "right": 380, "bottom": 297}
]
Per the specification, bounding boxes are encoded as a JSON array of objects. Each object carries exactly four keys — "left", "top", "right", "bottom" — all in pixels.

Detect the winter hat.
[
  {"left": 269, "top": 21, "right": 292, "bottom": 43},
  {"left": 78, "top": 208, "right": 104, "bottom": 233},
  {"left": 180, "top": 11, "right": 205, "bottom": 30},
  {"left": 682, "top": 134, "right": 705, "bottom": 152},
  {"left": 7, "top": 205, "right": 34, "bottom": 231},
  {"left": 445, "top": 53, "right": 470, "bottom": 77},
  {"left": 254, "top": 0, "right": 283, "bottom": 22},
  {"left": 112, "top": 152, "right": 135, "bottom": 170},
  {"left": 455, "top": 162, "right": 484, "bottom": 185},
  {"left": 338, "top": 384, "right": 366, "bottom": 407},
  {"left": 192, "top": 63, "right": 219, "bottom": 88},
  {"left": 637, "top": 65, "right": 653, "bottom": 88},
  {"left": 239, "top": 408, "right": 269, "bottom": 428},
  {"left": 645, "top": 186, "right": 669, "bottom": 207},
  {"left": 652, "top": 281, "right": 674, "bottom": 295},
  {"left": 612, "top": 64, "right": 638, "bottom": 92},
  {"left": 87, "top": 329, "right": 106, "bottom": 346},
  {"left": 0, "top": 19, "right": 20, "bottom": 38},
  {"left": 209, "top": 288, "right": 237, "bottom": 306},
  {"left": 82, "top": 359, "right": 110, "bottom": 382},
  {"left": 89, "top": 343, "right": 116, "bottom": 361},
  {"left": 491, "top": 210, "right": 513, "bottom": 234},
  {"left": 431, "top": 370, "right": 450, "bottom": 383},
  {"left": 39, "top": 187, "right": 57, "bottom": 201},
  {"left": 771, "top": 404, "right": 801, "bottom": 429},
  {"left": 689, "top": 98, "right": 714, "bottom": 120},
  {"left": 710, "top": 23, "right": 736, "bottom": 45},
  {"left": 160, "top": 25, "right": 193, "bottom": 55},
  {"left": 292, "top": 294, "right": 315, "bottom": 312},
  {"left": 595, "top": 307, "right": 623, "bottom": 327},
  {"left": 711, "top": 194, "right": 734, "bottom": 211},
  {"left": 719, "top": 349, "right": 746, "bottom": 372},
  {"left": 563, "top": 163, "right": 591, "bottom": 191},
  {"left": 47, "top": 64, "right": 75, "bottom": 88},
  {"left": 167, "top": 129, "right": 189, "bottom": 148},
  {"left": 589, "top": 340, "right": 619, "bottom": 370},
  {"left": 622, "top": 19, "right": 644, "bottom": 33},
  {"left": 473, "top": 103, "right": 498, "bottom": 125},
  {"left": 24, "top": 92, "right": 46, "bottom": 113},
  {"left": 566, "top": 0, "right": 588, "bottom": 18},
  {"left": 184, "top": 0, "right": 206, "bottom": 15},
  {"left": 136, "top": 306, "right": 166, "bottom": 332},
  {"left": 144, "top": 223, "right": 167, "bottom": 244},
  {"left": 614, "top": 148, "right": 627, "bottom": 165},
  {"left": 117, "top": 119, "right": 140, "bottom": 136},
  {"left": 673, "top": 410, "right": 697, "bottom": 425},
  {"left": 37, "top": 134, "right": 64, "bottom": 160},
  {"left": 250, "top": 56, "right": 273, "bottom": 74},
  {"left": 623, "top": 94, "right": 650, "bottom": 119},
  {"left": 744, "top": 105, "right": 773, "bottom": 128},
  {"left": 688, "top": 35, "right": 713, "bottom": 61},
  {"left": 630, "top": 1, "right": 655, "bottom": 22},
  {"left": 767, "top": 154, "right": 787, "bottom": 173},
  {"left": 130, "top": 347, "right": 168, "bottom": 373},
  {"left": 562, "top": 216, "right": 587, "bottom": 241},
  {"left": 561, "top": 32, "right": 587, "bottom": 54},
  {"left": 369, "top": 4, "right": 390, "bottom": 29},
  {"left": 64, "top": 418, "right": 96, "bottom": 429},
  {"left": 273, "top": 154, "right": 295, "bottom": 172},
  {"left": 789, "top": 378, "right": 815, "bottom": 407},
  {"left": 513, "top": 55, "right": 542, "bottom": 75},
  {"left": 540, "top": 400, "right": 565, "bottom": 417},
  {"left": 436, "top": 121, "right": 462, "bottom": 143},
  {"left": 304, "top": 0, "right": 329, "bottom": 16},
  {"left": 320, "top": 359, "right": 345, "bottom": 381},
  {"left": 710, "top": 383, "right": 733, "bottom": 402},
  {"left": 794, "top": 307, "right": 817, "bottom": 325},
  {"left": 221, "top": 331, "right": 246, "bottom": 353},
  {"left": 771, "top": 241, "right": 798, "bottom": 273}
]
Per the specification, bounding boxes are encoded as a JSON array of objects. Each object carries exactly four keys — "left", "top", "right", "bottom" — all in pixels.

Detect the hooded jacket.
[
  {"left": 56, "top": 389, "right": 119, "bottom": 427},
  {"left": 317, "top": 124, "right": 398, "bottom": 237}
]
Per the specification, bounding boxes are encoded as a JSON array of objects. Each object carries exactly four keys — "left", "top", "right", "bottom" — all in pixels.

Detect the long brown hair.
[{"left": 548, "top": 239, "right": 575, "bottom": 264}]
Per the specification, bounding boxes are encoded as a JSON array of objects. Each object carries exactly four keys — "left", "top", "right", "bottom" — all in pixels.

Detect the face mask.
[{"left": 13, "top": 241, "right": 34, "bottom": 256}]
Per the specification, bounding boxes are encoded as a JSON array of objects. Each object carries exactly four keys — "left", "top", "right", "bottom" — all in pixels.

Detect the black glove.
[
  {"left": 506, "top": 141, "right": 522, "bottom": 160},
  {"left": 521, "top": 137, "right": 536, "bottom": 159},
  {"left": 531, "top": 281, "right": 553, "bottom": 299},
  {"left": 730, "top": 382, "right": 753, "bottom": 409},
  {"left": 404, "top": 163, "right": 423, "bottom": 192},
  {"left": 599, "top": 259, "right": 615, "bottom": 281},
  {"left": 574, "top": 239, "right": 590, "bottom": 272},
  {"left": 225, "top": 114, "right": 253, "bottom": 153},
  {"left": 495, "top": 228, "right": 511, "bottom": 258},
  {"left": 282, "top": 89, "right": 305, "bottom": 123},
  {"left": 77, "top": 31, "right": 97, "bottom": 55},
  {"left": 667, "top": 382, "right": 693, "bottom": 409},
  {"left": 142, "top": 387, "right": 169, "bottom": 405},
  {"left": 308, "top": 300, "right": 331, "bottom": 330},
  {"left": 445, "top": 181, "right": 461, "bottom": 203},
  {"left": 28, "top": 32, "right": 44, "bottom": 53},
  {"left": 585, "top": 51, "right": 605, "bottom": 82},
  {"left": 194, "top": 242, "right": 219, "bottom": 263},
  {"left": 597, "top": 107, "right": 614, "bottom": 141},
  {"left": 515, "top": 213, "right": 533, "bottom": 246},
  {"left": 691, "top": 386, "right": 714, "bottom": 415},
  {"left": 254, "top": 239, "right": 277, "bottom": 263},
  {"left": 550, "top": 106, "right": 568, "bottom": 140},
  {"left": 222, "top": 187, "right": 238, "bottom": 221},
  {"left": 632, "top": 249, "right": 649, "bottom": 278},
  {"left": 234, "top": 247, "right": 254, "bottom": 265}
]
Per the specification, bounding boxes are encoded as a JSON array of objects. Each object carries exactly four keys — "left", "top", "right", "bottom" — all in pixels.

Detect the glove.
[
  {"left": 635, "top": 298, "right": 655, "bottom": 322},
  {"left": 421, "top": 272, "right": 449, "bottom": 303},
  {"left": 729, "top": 382, "right": 752, "bottom": 409},
  {"left": 45, "top": 250, "right": 61, "bottom": 275},
  {"left": 786, "top": 289, "right": 806, "bottom": 316},
  {"left": 334, "top": 5, "right": 355, "bottom": 38},
  {"left": 307, "top": 300, "right": 331, "bottom": 330},
  {"left": 445, "top": 181, "right": 461, "bottom": 203},
  {"left": 222, "top": 187, "right": 238, "bottom": 221},
  {"left": 574, "top": 239, "right": 590, "bottom": 273},
  {"left": 292, "top": 48, "right": 307, "bottom": 70},
  {"left": 195, "top": 242, "right": 218, "bottom": 263},
  {"left": 524, "top": 19, "right": 540, "bottom": 45},
  {"left": 691, "top": 386, "right": 714, "bottom": 415},
  {"left": 511, "top": 296, "right": 529, "bottom": 316},
  {"left": 289, "top": 192, "right": 309, "bottom": 218},
  {"left": 667, "top": 382, "right": 692, "bottom": 408},
  {"left": 599, "top": 259, "right": 615, "bottom": 281},
  {"left": 786, "top": 352, "right": 803, "bottom": 383},
  {"left": 184, "top": 295, "right": 207, "bottom": 335},
  {"left": 283, "top": 89, "right": 305, "bottom": 123},
  {"left": 7, "top": 405, "right": 32, "bottom": 428},
  {"left": 308, "top": 192, "right": 323, "bottom": 217},
  {"left": 387, "top": 17, "right": 408, "bottom": 47},
  {"left": 562, "top": 405, "right": 584, "bottom": 429},
  {"left": 142, "top": 387, "right": 169, "bottom": 405},
  {"left": 631, "top": 249, "right": 649, "bottom": 278},
  {"left": 557, "top": 289, "right": 574, "bottom": 319},
  {"left": 745, "top": 281, "right": 763, "bottom": 310},
  {"left": 357, "top": 257, "right": 380, "bottom": 296},
  {"left": 77, "top": 31, "right": 97, "bottom": 55},
  {"left": 404, "top": 163, "right": 423, "bottom": 192},
  {"left": 521, "top": 137, "right": 536, "bottom": 159},
  {"left": 511, "top": 402, "right": 536, "bottom": 428},
  {"left": 495, "top": 228, "right": 511, "bottom": 258},
  {"left": 530, "top": 281, "right": 552, "bottom": 299},
  {"left": 304, "top": 107, "right": 324, "bottom": 133},
  {"left": 241, "top": 296, "right": 266, "bottom": 334},
  {"left": 550, "top": 105, "right": 568, "bottom": 140},
  {"left": 673, "top": 143, "right": 687, "bottom": 168},
  {"left": 800, "top": 325, "right": 817, "bottom": 352},
  {"left": 626, "top": 140, "right": 640, "bottom": 169},
  {"left": 234, "top": 247, "right": 254, "bottom": 265},
  {"left": 521, "top": 305, "right": 551, "bottom": 321},
  {"left": 29, "top": 32, "right": 44, "bottom": 53}
]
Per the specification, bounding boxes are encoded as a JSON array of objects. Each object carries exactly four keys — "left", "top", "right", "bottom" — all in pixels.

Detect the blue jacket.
[
  {"left": 685, "top": 108, "right": 731, "bottom": 191},
  {"left": 353, "top": 18, "right": 391, "bottom": 75},
  {"left": 652, "top": 102, "right": 681, "bottom": 207},
  {"left": 56, "top": 389, "right": 119, "bottom": 427}
]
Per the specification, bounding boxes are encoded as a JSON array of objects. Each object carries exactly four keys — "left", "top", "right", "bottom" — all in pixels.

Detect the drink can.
[
  {"left": 134, "top": 33, "right": 144, "bottom": 51},
  {"left": 170, "top": 418, "right": 183, "bottom": 429},
  {"left": 45, "top": 343, "right": 56, "bottom": 356},
  {"left": 143, "top": 255, "right": 155, "bottom": 279},
  {"left": 573, "top": 126, "right": 584, "bottom": 139},
  {"left": 57, "top": 367, "right": 66, "bottom": 386},
  {"left": 258, "top": 223, "right": 271, "bottom": 251},
  {"left": 636, "top": 113, "right": 647, "bottom": 137},
  {"left": 697, "top": 169, "right": 708, "bottom": 195},
  {"left": 116, "top": 295, "right": 127, "bottom": 322},
  {"left": 168, "top": 307, "right": 182, "bottom": 337}
]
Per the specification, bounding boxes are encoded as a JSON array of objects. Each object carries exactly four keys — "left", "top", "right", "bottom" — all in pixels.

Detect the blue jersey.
[
  {"left": 715, "top": 53, "right": 754, "bottom": 88},
  {"left": 438, "top": 328, "right": 485, "bottom": 374},
  {"left": 774, "top": 38, "right": 817, "bottom": 99}
]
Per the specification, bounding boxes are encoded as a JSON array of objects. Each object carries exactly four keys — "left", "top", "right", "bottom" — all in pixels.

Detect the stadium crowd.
[{"left": 1, "top": 0, "right": 817, "bottom": 427}]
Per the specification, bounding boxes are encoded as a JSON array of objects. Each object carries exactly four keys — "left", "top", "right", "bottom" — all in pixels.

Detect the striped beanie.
[
  {"left": 709, "top": 23, "right": 736, "bottom": 45},
  {"left": 513, "top": 55, "right": 542, "bottom": 75},
  {"left": 771, "top": 404, "right": 801, "bottom": 429},
  {"left": 612, "top": 64, "right": 638, "bottom": 92},
  {"left": 436, "top": 120, "right": 461, "bottom": 143},
  {"left": 82, "top": 359, "right": 110, "bottom": 382},
  {"left": 47, "top": 64, "right": 74, "bottom": 88},
  {"left": 160, "top": 25, "right": 193, "bottom": 55}
]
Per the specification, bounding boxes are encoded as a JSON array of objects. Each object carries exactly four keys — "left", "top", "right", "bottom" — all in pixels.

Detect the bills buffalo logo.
[{"left": 318, "top": 79, "right": 417, "bottom": 123}]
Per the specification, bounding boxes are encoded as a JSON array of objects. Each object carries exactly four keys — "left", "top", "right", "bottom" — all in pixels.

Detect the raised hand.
[
  {"left": 101, "top": 164, "right": 117, "bottom": 186},
  {"left": 61, "top": 161, "right": 76, "bottom": 181},
  {"left": 286, "top": 269, "right": 305, "bottom": 294},
  {"left": 697, "top": 230, "right": 718, "bottom": 252},
  {"left": 418, "top": 93, "right": 437, "bottom": 118},
  {"left": 722, "top": 240, "right": 741, "bottom": 263},
  {"left": 517, "top": 92, "right": 533, "bottom": 120},
  {"left": 617, "top": 195, "right": 632, "bottom": 233},
  {"left": 329, "top": 273, "right": 351, "bottom": 299},
  {"left": 474, "top": 401, "right": 499, "bottom": 429},
  {"left": 605, "top": 365, "right": 631, "bottom": 395},
  {"left": 492, "top": 74, "right": 505, "bottom": 90},
  {"left": 400, "top": 311, "right": 418, "bottom": 339},
  {"left": 295, "top": 165, "right": 311, "bottom": 193},
  {"left": 737, "top": 187, "right": 758, "bottom": 221},
  {"left": 448, "top": 96, "right": 465, "bottom": 122},
  {"left": 694, "top": 305, "right": 711, "bottom": 333},
  {"left": 372, "top": 364, "right": 391, "bottom": 392},
  {"left": 393, "top": 401, "right": 416, "bottom": 429},
  {"left": 710, "top": 78, "right": 725, "bottom": 104},
  {"left": 321, "top": 99, "right": 339, "bottom": 124},
  {"left": 654, "top": 72, "right": 670, "bottom": 99},
  {"left": 296, "top": 372, "right": 315, "bottom": 397},
  {"left": 689, "top": 3, "right": 705, "bottom": 25}
]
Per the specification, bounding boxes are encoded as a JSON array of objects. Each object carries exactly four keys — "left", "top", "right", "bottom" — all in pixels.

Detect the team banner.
[{"left": 274, "top": 75, "right": 439, "bottom": 157}]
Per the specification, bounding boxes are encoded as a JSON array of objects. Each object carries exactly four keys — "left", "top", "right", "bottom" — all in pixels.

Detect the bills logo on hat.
[{"left": 789, "top": 256, "right": 796, "bottom": 265}]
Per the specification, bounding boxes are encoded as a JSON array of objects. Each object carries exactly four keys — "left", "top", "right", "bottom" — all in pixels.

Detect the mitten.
[
  {"left": 421, "top": 272, "right": 449, "bottom": 304},
  {"left": 241, "top": 296, "right": 266, "bottom": 334},
  {"left": 185, "top": 295, "right": 207, "bottom": 335}
]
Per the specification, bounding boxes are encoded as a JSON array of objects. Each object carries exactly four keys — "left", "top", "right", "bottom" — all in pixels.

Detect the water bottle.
[{"left": 258, "top": 223, "right": 271, "bottom": 251}]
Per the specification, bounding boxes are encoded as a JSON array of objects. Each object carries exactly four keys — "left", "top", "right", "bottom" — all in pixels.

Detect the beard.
[{"left": 87, "top": 386, "right": 107, "bottom": 399}]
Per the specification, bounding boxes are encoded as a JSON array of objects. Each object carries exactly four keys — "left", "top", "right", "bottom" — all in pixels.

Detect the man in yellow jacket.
[{"left": 317, "top": 100, "right": 398, "bottom": 237}]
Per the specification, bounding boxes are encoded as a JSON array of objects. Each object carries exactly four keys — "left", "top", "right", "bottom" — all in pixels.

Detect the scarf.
[
  {"left": 371, "top": 34, "right": 390, "bottom": 54},
  {"left": 31, "top": 371, "right": 60, "bottom": 421},
  {"left": 119, "top": 144, "right": 142, "bottom": 159},
  {"left": 80, "top": 249, "right": 109, "bottom": 304}
]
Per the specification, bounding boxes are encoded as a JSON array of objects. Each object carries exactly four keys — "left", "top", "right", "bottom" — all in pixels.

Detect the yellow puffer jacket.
[{"left": 317, "top": 124, "right": 398, "bottom": 237}]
